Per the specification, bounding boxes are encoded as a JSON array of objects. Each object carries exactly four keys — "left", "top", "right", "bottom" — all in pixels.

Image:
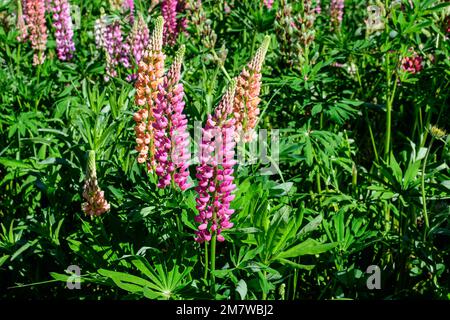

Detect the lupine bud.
[
  {"left": 82, "top": 150, "right": 110, "bottom": 217},
  {"left": 26, "top": 0, "right": 48, "bottom": 65},
  {"left": 134, "top": 16, "right": 165, "bottom": 170},
  {"left": 401, "top": 49, "right": 423, "bottom": 74},
  {"left": 233, "top": 36, "right": 270, "bottom": 142},
  {"left": 195, "top": 82, "right": 237, "bottom": 243},
  {"left": 48, "top": 0, "right": 75, "bottom": 61}
]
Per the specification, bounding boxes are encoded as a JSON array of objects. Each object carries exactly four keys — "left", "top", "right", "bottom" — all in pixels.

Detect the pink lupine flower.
[
  {"left": 48, "top": 0, "right": 75, "bottom": 61},
  {"left": 153, "top": 45, "right": 190, "bottom": 190},
  {"left": 315, "top": 0, "right": 321, "bottom": 14},
  {"left": 330, "top": 0, "right": 344, "bottom": 29},
  {"left": 263, "top": 0, "right": 274, "bottom": 10},
  {"left": 82, "top": 151, "right": 110, "bottom": 217},
  {"left": 195, "top": 82, "right": 237, "bottom": 243},
  {"left": 161, "top": 0, "right": 186, "bottom": 46},
  {"left": 233, "top": 35, "right": 270, "bottom": 142},
  {"left": 129, "top": 13, "right": 149, "bottom": 65},
  {"left": 122, "top": 0, "right": 135, "bottom": 24},
  {"left": 401, "top": 49, "right": 423, "bottom": 74},
  {"left": 134, "top": 16, "right": 165, "bottom": 169},
  {"left": 26, "top": 0, "right": 48, "bottom": 65},
  {"left": 16, "top": 0, "right": 28, "bottom": 42},
  {"left": 103, "top": 21, "right": 131, "bottom": 81}
]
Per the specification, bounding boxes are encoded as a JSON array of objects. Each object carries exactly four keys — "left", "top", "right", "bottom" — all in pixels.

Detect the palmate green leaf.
[
  {"left": 275, "top": 238, "right": 337, "bottom": 259},
  {"left": 0, "top": 157, "right": 33, "bottom": 169}
]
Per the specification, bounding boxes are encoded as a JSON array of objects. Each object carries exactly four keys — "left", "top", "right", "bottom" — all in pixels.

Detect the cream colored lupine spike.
[
  {"left": 149, "top": 16, "right": 164, "bottom": 52},
  {"left": 250, "top": 35, "right": 271, "bottom": 72}
]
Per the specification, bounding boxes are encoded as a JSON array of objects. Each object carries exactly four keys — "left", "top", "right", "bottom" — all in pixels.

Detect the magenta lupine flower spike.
[
  {"left": 129, "top": 13, "right": 149, "bottom": 65},
  {"left": 49, "top": 0, "right": 76, "bottom": 61},
  {"left": 161, "top": 0, "right": 186, "bottom": 46},
  {"left": 195, "top": 81, "right": 237, "bottom": 243},
  {"left": 330, "top": 0, "right": 344, "bottom": 29},
  {"left": 153, "top": 45, "right": 190, "bottom": 190},
  {"left": 134, "top": 16, "right": 165, "bottom": 170},
  {"left": 82, "top": 150, "right": 110, "bottom": 217},
  {"left": 233, "top": 35, "right": 270, "bottom": 142},
  {"left": 26, "top": 0, "right": 48, "bottom": 65}
]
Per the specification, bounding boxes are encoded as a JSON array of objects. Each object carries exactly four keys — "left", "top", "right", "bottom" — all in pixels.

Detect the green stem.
[
  {"left": 421, "top": 137, "right": 434, "bottom": 236},
  {"left": 204, "top": 242, "right": 209, "bottom": 282},
  {"left": 210, "top": 232, "right": 217, "bottom": 294}
]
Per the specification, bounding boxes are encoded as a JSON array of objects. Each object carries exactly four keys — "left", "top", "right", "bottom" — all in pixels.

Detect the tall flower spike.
[
  {"left": 195, "top": 81, "right": 237, "bottom": 243},
  {"left": 153, "top": 45, "right": 190, "bottom": 190},
  {"left": 49, "top": 0, "right": 76, "bottom": 61},
  {"left": 16, "top": 0, "right": 28, "bottom": 42},
  {"left": 161, "top": 0, "right": 186, "bottom": 46},
  {"left": 129, "top": 13, "right": 150, "bottom": 65},
  {"left": 82, "top": 150, "right": 110, "bottom": 217},
  {"left": 26, "top": 0, "right": 48, "bottom": 65},
  {"left": 134, "top": 16, "right": 165, "bottom": 170},
  {"left": 233, "top": 35, "right": 270, "bottom": 142},
  {"left": 330, "top": 0, "right": 344, "bottom": 30},
  {"left": 103, "top": 21, "right": 131, "bottom": 81}
]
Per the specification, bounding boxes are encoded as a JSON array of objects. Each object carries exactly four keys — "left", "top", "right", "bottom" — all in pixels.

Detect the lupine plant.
[{"left": 0, "top": 0, "right": 449, "bottom": 302}]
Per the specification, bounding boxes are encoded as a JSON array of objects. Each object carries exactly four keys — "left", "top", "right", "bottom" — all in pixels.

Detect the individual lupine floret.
[
  {"left": 129, "top": 13, "right": 149, "bottom": 65},
  {"left": 195, "top": 82, "right": 237, "bottom": 243},
  {"left": 26, "top": 0, "right": 48, "bottom": 65},
  {"left": 315, "top": 0, "right": 321, "bottom": 14},
  {"left": 330, "top": 0, "right": 344, "bottom": 30},
  {"left": 232, "top": 35, "right": 270, "bottom": 142},
  {"left": 16, "top": 0, "right": 28, "bottom": 42},
  {"left": 134, "top": 16, "right": 165, "bottom": 169},
  {"left": 153, "top": 45, "right": 190, "bottom": 190},
  {"left": 82, "top": 150, "right": 110, "bottom": 217},
  {"left": 48, "top": 0, "right": 76, "bottom": 61}
]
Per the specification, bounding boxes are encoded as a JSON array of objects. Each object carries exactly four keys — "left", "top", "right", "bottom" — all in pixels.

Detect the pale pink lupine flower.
[
  {"left": 263, "top": 0, "right": 274, "bottom": 10},
  {"left": 330, "top": 0, "right": 344, "bottom": 30},
  {"left": 26, "top": 0, "right": 48, "bottom": 65},
  {"left": 16, "top": 0, "right": 28, "bottom": 42}
]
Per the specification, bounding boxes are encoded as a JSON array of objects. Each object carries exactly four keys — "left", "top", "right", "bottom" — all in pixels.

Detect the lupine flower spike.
[
  {"left": 26, "top": 0, "right": 48, "bottom": 65},
  {"left": 263, "top": 0, "right": 274, "bottom": 10},
  {"left": 330, "top": 0, "right": 344, "bottom": 30},
  {"left": 103, "top": 21, "right": 131, "bottom": 81},
  {"left": 153, "top": 45, "right": 190, "bottom": 190},
  {"left": 49, "top": 0, "right": 76, "bottom": 61},
  {"left": 233, "top": 35, "right": 270, "bottom": 142},
  {"left": 16, "top": 0, "right": 28, "bottom": 42},
  {"left": 195, "top": 81, "right": 237, "bottom": 243},
  {"left": 129, "top": 13, "right": 150, "bottom": 65},
  {"left": 161, "top": 0, "right": 186, "bottom": 46},
  {"left": 82, "top": 150, "right": 110, "bottom": 217},
  {"left": 134, "top": 16, "right": 165, "bottom": 171}
]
